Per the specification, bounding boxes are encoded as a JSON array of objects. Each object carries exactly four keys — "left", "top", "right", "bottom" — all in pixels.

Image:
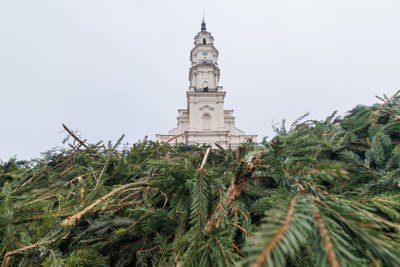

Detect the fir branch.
[
  {"left": 313, "top": 201, "right": 340, "bottom": 267},
  {"left": 253, "top": 192, "right": 300, "bottom": 267}
]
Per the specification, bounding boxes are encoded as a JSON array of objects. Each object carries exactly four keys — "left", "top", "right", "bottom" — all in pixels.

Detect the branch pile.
[{"left": 1, "top": 93, "right": 400, "bottom": 266}]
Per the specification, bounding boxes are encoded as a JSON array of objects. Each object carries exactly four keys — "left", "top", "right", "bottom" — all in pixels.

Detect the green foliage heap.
[{"left": 1, "top": 93, "right": 400, "bottom": 266}]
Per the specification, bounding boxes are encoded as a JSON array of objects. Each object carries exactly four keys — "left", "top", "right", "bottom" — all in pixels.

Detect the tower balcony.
[
  {"left": 194, "top": 87, "right": 217, "bottom": 92},
  {"left": 193, "top": 86, "right": 223, "bottom": 93}
]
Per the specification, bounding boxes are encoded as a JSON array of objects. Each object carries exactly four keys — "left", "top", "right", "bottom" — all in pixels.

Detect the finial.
[{"left": 201, "top": 11, "right": 206, "bottom": 32}]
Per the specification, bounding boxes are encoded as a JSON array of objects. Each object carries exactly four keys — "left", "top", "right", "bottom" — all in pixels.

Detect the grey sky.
[{"left": 1, "top": 0, "right": 399, "bottom": 160}]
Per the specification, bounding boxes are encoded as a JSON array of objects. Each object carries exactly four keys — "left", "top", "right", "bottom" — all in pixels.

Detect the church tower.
[{"left": 156, "top": 19, "right": 256, "bottom": 147}]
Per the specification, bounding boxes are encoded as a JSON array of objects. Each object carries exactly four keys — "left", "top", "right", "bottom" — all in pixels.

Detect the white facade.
[{"left": 156, "top": 19, "right": 257, "bottom": 148}]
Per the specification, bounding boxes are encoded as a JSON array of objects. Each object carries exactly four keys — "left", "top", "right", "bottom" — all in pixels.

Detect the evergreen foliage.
[{"left": 1, "top": 93, "right": 400, "bottom": 266}]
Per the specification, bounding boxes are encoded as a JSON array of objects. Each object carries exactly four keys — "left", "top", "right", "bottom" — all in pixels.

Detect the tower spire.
[
  {"left": 156, "top": 19, "right": 257, "bottom": 147},
  {"left": 201, "top": 11, "right": 206, "bottom": 32}
]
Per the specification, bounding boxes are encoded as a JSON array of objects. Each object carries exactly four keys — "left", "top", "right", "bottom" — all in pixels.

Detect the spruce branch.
[
  {"left": 253, "top": 192, "right": 300, "bottom": 267},
  {"left": 312, "top": 200, "right": 340, "bottom": 267}
]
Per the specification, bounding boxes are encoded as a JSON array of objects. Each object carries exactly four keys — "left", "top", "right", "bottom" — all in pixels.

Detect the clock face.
[{"left": 202, "top": 51, "right": 209, "bottom": 56}]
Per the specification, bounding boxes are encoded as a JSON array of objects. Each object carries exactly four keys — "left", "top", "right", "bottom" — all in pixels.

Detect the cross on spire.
[{"left": 201, "top": 12, "right": 207, "bottom": 32}]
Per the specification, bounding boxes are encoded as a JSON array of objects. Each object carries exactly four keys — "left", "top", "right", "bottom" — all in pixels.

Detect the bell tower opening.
[
  {"left": 203, "top": 38, "right": 206, "bottom": 44},
  {"left": 202, "top": 81, "right": 208, "bottom": 91}
]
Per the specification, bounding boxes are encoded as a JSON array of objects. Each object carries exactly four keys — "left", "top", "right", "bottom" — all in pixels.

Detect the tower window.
[
  {"left": 203, "top": 38, "right": 206, "bottom": 44},
  {"left": 202, "top": 81, "right": 208, "bottom": 91},
  {"left": 203, "top": 113, "right": 211, "bottom": 130}
]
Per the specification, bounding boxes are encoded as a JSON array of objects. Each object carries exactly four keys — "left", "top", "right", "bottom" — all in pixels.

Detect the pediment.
[{"left": 199, "top": 105, "right": 214, "bottom": 111}]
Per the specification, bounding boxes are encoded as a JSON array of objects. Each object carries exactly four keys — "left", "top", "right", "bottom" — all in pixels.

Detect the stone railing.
[{"left": 194, "top": 88, "right": 218, "bottom": 93}]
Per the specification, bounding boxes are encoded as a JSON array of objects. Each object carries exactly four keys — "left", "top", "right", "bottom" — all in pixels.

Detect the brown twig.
[
  {"left": 159, "top": 132, "right": 188, "bottom": 149},
  {"left": 60, "top": 182, "right": 148, "bottom": 227},
  {"left": 15, "top": 202, "right": 142, "bottom": 224},
  {"left": 231, "top": 242, "right": 244, "bottom": 257},
  {"left": 80, "top": 237, "right": 107, "bottom": 244},
  {"left": 313, "top": 206, "right": 340, "bottom": 267},
  {"left": 59, "top": 164, "right": 79, "bottom": 176},
  {"left": 3, "top": 239, "right": 56, "bottom": 260},
  {"left": 232, "top": 223, "right": 253, "bottom": 238},
  {"left": 62, "top": 123, "right": 88, "bottom": 148}
]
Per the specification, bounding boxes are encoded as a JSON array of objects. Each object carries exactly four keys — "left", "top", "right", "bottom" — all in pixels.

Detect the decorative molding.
[{"left": 199, "top": 104, "right": 215, "bottom": 111}]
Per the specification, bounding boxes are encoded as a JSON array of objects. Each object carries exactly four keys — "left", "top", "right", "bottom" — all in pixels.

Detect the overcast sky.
[{"left": 1, "top": 0, "right": 399, "bottom": 160}]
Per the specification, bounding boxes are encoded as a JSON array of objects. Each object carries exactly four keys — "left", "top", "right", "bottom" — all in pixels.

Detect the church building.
[{"left": 156, "top": 19, "right": 257, "bottom": 148}]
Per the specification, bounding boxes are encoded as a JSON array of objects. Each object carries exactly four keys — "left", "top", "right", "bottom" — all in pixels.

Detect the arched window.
[
  {"left": 202, "top": 81, "right": 208, "bottom": 91},
  {"left": 203, "top": 113, "right": 211, "bottom": 130},
  {"left": 203, "top": 38, "right": 206, "bottom": 44}
]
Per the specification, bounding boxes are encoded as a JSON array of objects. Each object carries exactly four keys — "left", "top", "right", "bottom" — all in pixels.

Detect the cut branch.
[
  {"left": 226, "top": 152, "right": 261, "bottom": 205},
  {"left": 60, "top": 182, "right": 147, "bottom": 227},
  {"left": 205, "top": 150, "right": 261, "bottom": 232},
  {"left": 62, "top": 123, "right": 88, "bottom": 148},
  {"left": 4, "top": 239, "right": 55, "bottom": 259},
  {"left": 159, "top": 131, "right": 188, "bottom": 149},
  {"left": 200, "top": 147, "right": 211, "bottom": 170},
  {"left": 2, "top": 234, "right": 65, "bottom": 266}
]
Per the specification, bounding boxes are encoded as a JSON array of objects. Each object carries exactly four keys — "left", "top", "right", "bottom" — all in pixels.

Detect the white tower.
[{"left": 156, "top": 19, "right": 256, "bottom": 147}]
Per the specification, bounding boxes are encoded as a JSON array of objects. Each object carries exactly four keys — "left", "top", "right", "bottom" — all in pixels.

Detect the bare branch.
[
  {"left": 60, "top": 182, "right": 148, "bottom": 227},
  {"left": 200, "top": 147, "right": 211, "bottom": 170},
  {"left": 62, "top": 124, "right": 88, "bottom": 148}
]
